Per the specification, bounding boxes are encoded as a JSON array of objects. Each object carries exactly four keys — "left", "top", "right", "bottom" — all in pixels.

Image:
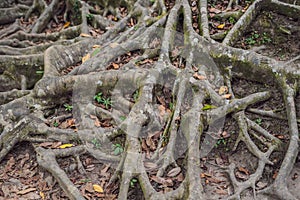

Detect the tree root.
[{"left": 0, "top": 0, "right": 299, "bottom": 199}]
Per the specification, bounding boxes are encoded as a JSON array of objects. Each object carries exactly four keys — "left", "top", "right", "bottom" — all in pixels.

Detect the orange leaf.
[
  {"left": 63, "top": 21, "right": 70, "bottom": 29},
  {"left": 222, "top": 94, "right": 232, "bottom": 99},
  {"left": 82, "top": 53, "right": 90, "bottom": 63},
  {"left": 112, "top": 63, "right": 119, "bottom": 69}
]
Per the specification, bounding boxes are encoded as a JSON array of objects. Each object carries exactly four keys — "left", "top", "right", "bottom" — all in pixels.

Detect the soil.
[
  {"left": 234, "top": 10, "right": 300, "bottom": 61},
  {"left": 0, "top": 0, "right": 299, "bottom": 199}
]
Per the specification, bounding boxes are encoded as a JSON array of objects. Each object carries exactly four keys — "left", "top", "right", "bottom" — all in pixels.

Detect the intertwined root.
[{"left": 0, "top": 0, "right": 299, "bottom": 199}]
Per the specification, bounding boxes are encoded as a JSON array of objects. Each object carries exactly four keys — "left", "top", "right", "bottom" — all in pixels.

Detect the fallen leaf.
[
  {"left": 273, "top": 170, "right": 278, "bottom": 179},
  {"left": 206, "top": 176, "right": 223, "bottom": 183},
  {"left": 193, "top": 73, "right": 206, "bottom": 80},
  {"left": 256, "top": 181, "right": 268, "bottom": 189},
  {"left": 63, "top": 21, "right": 70, "bottom": 29},
  {"left": 222, "top": 94, "right": 232, "bottom": 99},
  {"left": 200, "top": 173, "right": 206, "bottom": 178},
  {"left": 167, "top": 167, "right": 181, "bottom": 177},
  {"left": 144, "top": 162, "right": 158, "bottom": 169},
  {"left": 235, "top": 171, "right": 248, "bottom": 180},
  {"left": 176, "top": 173, "right": 184, "bottom": 182},
  {"left": 80, "top": 33, "right": 91, "bottom": 37},
  {"left": 146, "top": 136, "right": 156, "bottom": 151},
  {"left": 93, "top": 45, "right": 101, "bottom": 49},
  {"left": 93, "top": 184, "right": 104, "bottom": 193},
  {"left": 221, "top": 131, "right": 230, "bottom": 138},
  {"left": 238, "top": 167, "right": 249, "bottom": 175},
  {"left": 40, "top": 191, "right": 45, "bottom": 200},
  {"left": 218, "top": 86, "right": 228, "bottom": 95},
  {"left": 215, "top": 189, "right": 228, "bottom": 195},
  {"left": 58, "top": 143, "right": 74, "bottom": 149},
  {"left": 39, "top": 142, "right": 55, "bottom": 148},
  {"left": 217, "top": 23, "right": 225, "bottom": 29},
  {"left": 112, "top": 63, "right": 119, "bottom": 69},
  {"left": 209, "top": 7, "right": 222, "bottom": 13},
  {"left": 82, "top": 53, "right": 90, "bottom": 63},
  {"left": 17, "top": 187, "right": 36, "bottom": 195}
]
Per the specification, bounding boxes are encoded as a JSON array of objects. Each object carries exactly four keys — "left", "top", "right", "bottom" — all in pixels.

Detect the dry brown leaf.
[
  {"left": 112, "top": 63, "right": 119, "bottom": 69},
  {"left": 238, "top": 166, "right": 249, "bottom": 175},
  {"left": 215, "top": 189, "right": 228, "bottom": 195},
  {"left": 93, "top": 45, "right": 101, "bottom": 49},
  {"left": 167, "top": 167, "right": 181, "bottom": 177},
  {"left": 176, "top": 173, "right": 184, "bottom": 182},
  {"left": 218, "top": 86, "right": 228, "bottom": 95},
  {"left": 162, "top": 178, "right": 173, "bottom": 187},
  {"left": 151, "top": 176, "right": 164, "bottom": 184},
  {"left": 193, "top": 73, "right": 206, "bottom": 80},
  {"left": 209, "top": 7, "right": 222, "bottom": 13},
  {"left": 222, "top": 94, "right": 232, "bottom": 99},
  {"left": 17, "top": 187, "right": 36, "bottom": 195},
  {"left": 100, "top": 164, "right": 110, "bottom": 174},
  {"left": 82, "top": 53, "right": 90, "bottom": 63},
  {"left": 80, "top": 33, "right": 91, "bottom": 37},
  {"left": 67, "top": 118, "right": 76, "bottom": 127},
  {"left": 206, "top": 176, "right": 223, "bottom": 184},
  {"left": 221, "top": 131, "right": 230, "bottom": 138},
  {"left": 144, "top": 162, "right": 158, "bottom": 169},
  {"left": 39, "top": 142, "right": 55, "bottom": 148},
  {"left": 235, "top": 171, "right": 248, "bottom": 180},
  {"left": 146, "top": 136, "right": 156, "bottom": 151}
]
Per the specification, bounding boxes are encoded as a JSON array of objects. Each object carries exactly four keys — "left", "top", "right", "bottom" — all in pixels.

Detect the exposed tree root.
[{"left": 0, "top": 0, "right": 299, "bottom": 199}]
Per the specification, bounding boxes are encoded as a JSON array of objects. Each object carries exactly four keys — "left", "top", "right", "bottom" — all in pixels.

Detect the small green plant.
[
  {"left": 130, "top": 178, "right": 138, "bottom": 187},
  {"left": 134, "top": 25, "right": 139, "bottom": 31},
  {"left": 102, "top": 97, "right": 112, "bottom": 109},
  {"left": 169, "top": 102, "right": 174, "bottom": 110},
  {"left": 112, "top": 143, "right": 124, "bottom": 155},
  {"left": 150, "top": 0, "right": 155, "bottom": 3},
  {"left": 53, "top": 121, "right": 59, "bottom": 127},
  {"left": 215, "top": 138, "right": 226, "bottom": 148},
  {"left": 91, "top": 138, "right": 101, "bottom": 149},
  {"left": 94, "top": 92, "right": 112, "bottom": 109},
  {"left": 94, "top": 92, "right": 103, "bottom": 103},
  {"left": 245, "top": 32, "right": 259, "bottom": 45},
  {"left": 255, "top": 118, "right": 262, "bottom": 125},
  {"left": 228, "top": 16, "right": 236, "bottom": 24},
  {"left": 120, "top": 116, "right": 126, "bottom": 121},
  {"left": 64, "top": 103, "right": 73, "bottom": 112},
  {"left": 133, "top": 90, "right": 139, "bottom": 102},
  {"left": 262, "top": 32, "right": 272, "bottom": 44},
  {"left": 86, "top": 13, "right": 94, "bottom": 21}
]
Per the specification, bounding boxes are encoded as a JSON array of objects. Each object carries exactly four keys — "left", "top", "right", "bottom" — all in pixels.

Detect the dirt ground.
[{"left": 0, "top": 0, "right": 299, "bottom": 199}]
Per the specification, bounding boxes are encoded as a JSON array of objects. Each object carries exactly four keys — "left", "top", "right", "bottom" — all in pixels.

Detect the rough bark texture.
[{"left": 0, "top": 0, "right": 299, "bottom": 199}]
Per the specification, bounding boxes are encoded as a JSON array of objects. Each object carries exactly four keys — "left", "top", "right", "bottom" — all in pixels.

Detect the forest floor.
[{"left": 0, "top": 0, "right": 299, "bottom": 199}]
